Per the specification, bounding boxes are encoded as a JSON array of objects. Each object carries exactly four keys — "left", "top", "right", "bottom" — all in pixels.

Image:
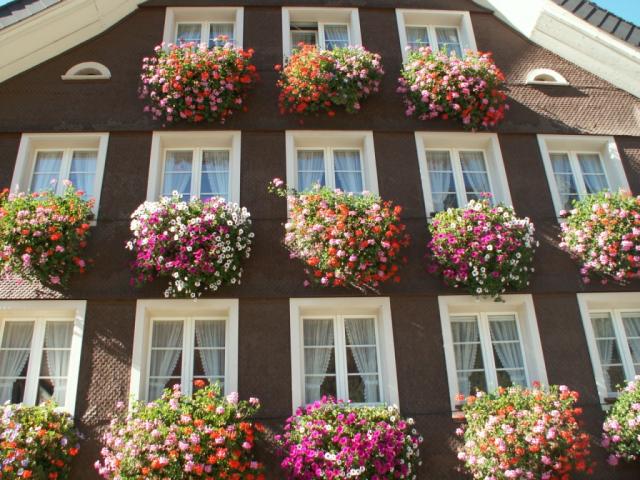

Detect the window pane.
[
  {"left": 406, "top": 26, "right": 430, "bottom": 49},
  {"left": 163, "top": 151, "right": 193, "bottom": 200},
  {"left": 436, "top": 27, "right": 462, "bottom": 57},
  {"left": 303, "top": 318, "right": 335, "bottom": 403},
  {"left": 550, "top": 153, "right": 579, "bottom": 210},
  {"left": 0, "top": 321, "right": 34, "bottom": 404},
  {"left": 427, "top": 150, "right": 457, "bottom": 212},
  {"left": 69, "top": 150, "right": 97, "bottom": 199},
  {"left": 176, "top": 23, "right": 201, "bottom": 44},
  {"left": 591, "top": 313, "right": 625, "bottom": 394},
  {"left": 39, "top": 320, "right": 72, "bottom": 405},
  {"left": 297, "top": 150, "right": 325, "bottom": 191},
  {"left": 489, "top": 316, "right": 527, "bottom": 387},
  {"left": 451, "top": 317, "right": 487, "bottom": 396},
  {"left": 347, "top": 374, "right": 379, "bottom": 403},
  {"left": 291, "top": 23, "right": 318, "bottom": 48},
  {"left": 334, "top": 150, "right": 363, "bottom": 193},
  {"left": 201, "top": 151, "right": 229, "bottom": 200},
  {"left": 622, "top": 312, "right": 640, "bottom": 365},
  {"left": 324, "top": 25, "right": 349, "bottom": 50},
  {"left": 209, "top": 23, "right": 234, "bottom": 47},
  {"left": 149, "top": 321, "right": 184, "bottom": 399},
  {"left": 578, "top": 154, "right": 609, "bottom": 194},
  {"left": 31, "top": 151, "right": 63, "bottom": 192},
  {"left": 194, "top": 320, "right": 225, "bottom": 383},
  {"left": 460, "top": 151, "right": 491, "bottom": 202}
]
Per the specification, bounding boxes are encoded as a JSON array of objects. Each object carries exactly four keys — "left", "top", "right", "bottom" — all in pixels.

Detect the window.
[
  {"left": 290, "top": 298, "right": 399, "bottom": 409},
  {"left": 130, "top": 300, "right": 239, "bottom": 402},
  {"left": 162, "top": 7, "right": 244, "bottom": 48},
  {"left": 538, "top": 135, "right": 629, "bottom": 216},
  {"left": 526, "top": 68, "right": 569, "bottom": 86},
  {"left": 61, "top": 62, "right": 111, "bottom": 80},
  {"left": 439, "top": 295, "right": 548, "bottom": 410},
  {"left": 282, "top": 7, "right": 361, "bottom": 57},
  {"left": 578, "top": 293, "right": 640, "bottom": 403},
  {"left": 396, "top": 9, "right": 477, "bottom": 61},
  {"left": 147, "top": 131, "right": 241, "bottom": 203},
  {"left": 0, "top": 301, "right": 85, "bottom": 413},
  {"left": 415, "top": 132, "right": 512, "bottom": 217},
  {"left": 12, "top": 133, "right": 109, "bottom": 218},
  {"left": 286, "top": 131, "right": 378, "bottom": 194}
]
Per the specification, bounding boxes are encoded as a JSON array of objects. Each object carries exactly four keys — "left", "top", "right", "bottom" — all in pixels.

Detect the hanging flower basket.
[
  {"left": 398, "top": 47, "right": 508, "bottom": 130},
  {"left": 602, "top": 375, "right": 640, "bottom": 465},
  {"left": 275, "top": 44, "right": 384, "bottom": 117},
  {"left": 0, "top": 185, "right": 92, "bottom": 288},
  {"left": 126, "top": 193, "right": 253, "bottom": 298},
  {"left": 0, "top": 402, "right": 81, "bottom": 480},
  {"left": 559, "top": 190, "right": 640, "bottom": 285},
  {"left": 456, "top": 384, "right": 593, "bottom": 479},
  {"left": 95, "top": 382, "right": 265, "bottom": 480},
  {"left": 269, "top": 179, "right": 410, "bottom": 292},
  {"left": 139, "top": 42, "right": 259, "bottom": 124},
  {"left": 276, "top": 397, "right": 423, "bottom": 479},
  {"left": 427, "top": 196, "right": 537, "bottom": 299}
]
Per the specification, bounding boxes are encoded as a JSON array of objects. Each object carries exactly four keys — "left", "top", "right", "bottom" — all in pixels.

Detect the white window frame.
[
  {"left": 439, "top": 294, "right": 548, "bottom": 411},
  {"left": 11, "top": 133, "right": 109, "bottom": 220},
  {"left": 162, "top": 7, "right": 244, "bottom": 48},
  {"left": 285, "top": 131, "right": 379, "bottom": 194},
  {"left": 282, "top": 7, "right": 362, "bottom": 58},
  {"left": 396, "top": 9, "right": 477, "bottom": 62},
  {"left": 289, "top": 297, "right": 399, "bottom": 411},
  {"left": 578, "top": 292, "right": 640, "bottom": 404},
  {"left": 0, "top": 300, "right": 85, "bottom": 413},
  {"left": 415, "top": 132, "right": 512, "bottom": 217},
  {"left": 147, "top": 131, "right": 241, "bottom": 203},
  {"left": 129, "top": 299, "right": 239, "bottom": 403},
  {"left": 537, "top": 135, "right": 629, "bottom": 218}
]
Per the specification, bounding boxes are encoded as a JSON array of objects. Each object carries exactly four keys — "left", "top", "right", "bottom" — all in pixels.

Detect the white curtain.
[
  {"left": 578, "top": 154, "right": 609, "bottom": 193},
  {"left": 460, "top": 151, "right": 491, "bottom": 202},
  {"left": 427, "top": 150, "right": 457, "bottom": 212},
  {"left": 452, "top": 319, "right": 481, "bottom": 396},
  {"left": 345, "top": 318, "right": 380, "bottom": 403},
  {"left": 297, "top": 151, "right": 325, "bottom": 191},
  {"left": 200, "top": 151, "right": 229, "bottom": 200},
  {"left": 176, "top": 23, "right": 201, "bottom": 44},
  {"left": 162, "top": 151, "right": 193, "bottom": 199},
  {"left": 69, "top": 151, "right": 97, "bottom": 199},
  {"left": 304, "top": 319, "right": 334, "bottom": 403},
  {"left": 324, "top": 25, "right": 349, "bottom": 49},
  {"left": 31, "top": 151, "right": 62, "bottom": 192},
  {"left": 0, "top": 322, "right": 34, "bottom": 403},
  {"left": 551, "top": 153, "right": 579, "bottom": 210},
  {"left": 210, "top": 23, "right": 235, "bottom": 47},
  {"left": 592, "top": 314, "right": 618, "bottom": 392},
  {"left": 436, "top": 27, "right": 462, "bottom": 57},
  {"left": 623, "top": 313, "right": 640, "bottom": 369},
  {"left": 44, "top": 321, "right": 73, "bottom": 405},
  {"left": 149, "top": 321, "right": 183, "bottom": 400},
  {"left": 334, "top": 150, "right": 363, "bottom": 193},
  {"left": 489, "top": 316, "right": 527, "bottom": 387},
  {"left": 406, "top": 27, "right": 430, "bottom": 49},
  {"left": 195, "top": 320, "right": 225, "bottom": 383}
]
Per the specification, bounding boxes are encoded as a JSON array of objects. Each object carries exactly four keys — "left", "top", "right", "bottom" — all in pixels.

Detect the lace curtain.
[
  {"left": 333, "top": 150, "right": 363, "bottom": 193},
  {"left": 162, "top": 150, "right": 193, "bottom": 200},
  {"left": 148, "top": 321, "right": 183, "bottom": 400},
  {"left": 304, "top": 319, "right": 334, "bottom": 403},
  {"left": 344, "top": 318, "right": 380, "bottom": 403},
  {"left": 44, "top": 321, "right": 73, "bottom": 405},
  {"left": 0, "top": 322, "right": 34, "bottom": 403}
]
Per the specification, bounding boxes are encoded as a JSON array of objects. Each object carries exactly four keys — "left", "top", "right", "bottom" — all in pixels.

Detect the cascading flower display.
[
  {"left": 398, "top": 47, "right": 508, "bottom": 130},
  {"left": 275, "top": 44, "right": 384, "bottom": 117},
  {"left": 559, "top": 190, "right": 640, "bottom": 285},
  {"left": 0, "top": 184, "right": 92, "bottom": 288},
  {"left": 0, "top": 402, "right": 81, "bottom": 480},
  {"left": 276, "top": 397, "right": 423, "bottom": 480},
  {"left": 269, "top": 179, "right": 410, "bottom": 292},
  {"left": 602, "top": 375, "right": 640, "bottom": 465},
  {"left": 95, "top": 381, "right": 265, "bottom": 480},
  {"left": 457, "top": 384, "right": 593, "bottom": 480},
  {"left": 126, "top": 193, "right": 253, "bottom": 298},
  {"left": 139, "top": 42, "right": 259, "bottom": 124},
  {"left": 427, "top": 196, "right": 537, "bottom": 299}
]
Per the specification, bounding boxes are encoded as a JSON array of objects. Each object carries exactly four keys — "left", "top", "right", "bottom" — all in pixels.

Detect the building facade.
[{"left": 0, "top": 0, "right": 639, "bottom": 478}]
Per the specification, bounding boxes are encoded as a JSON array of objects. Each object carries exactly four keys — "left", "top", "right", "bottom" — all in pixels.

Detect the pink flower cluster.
[
  {"left": 126, "top": 193, "right": 253, "bottom": 298},
  {"left": 560, "top": 190, "right": 640, "bottom": 284},
  {"left": 602, "top": 375, "right": 640, "bottom": 465},
  {"left": 276, "top": 397, "right": 423, "bottom": 480},
  {"left": 139, "top": 42, "right": 258, "bottom": 124},
  {"left": 428, "top": 196, "right": 537, "bottom": 299},
  {"left": 398, "top": 47, "right": 508, "bottom": 130}
]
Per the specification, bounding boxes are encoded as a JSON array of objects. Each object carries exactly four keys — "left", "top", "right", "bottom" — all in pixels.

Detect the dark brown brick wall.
[{"left": 0, "top": 1, "right": 638, "bottom": 478}]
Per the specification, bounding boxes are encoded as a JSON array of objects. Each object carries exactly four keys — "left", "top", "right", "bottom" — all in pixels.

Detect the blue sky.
[{"left": 0, "top": 0, "right": 637, "bottom": 25}]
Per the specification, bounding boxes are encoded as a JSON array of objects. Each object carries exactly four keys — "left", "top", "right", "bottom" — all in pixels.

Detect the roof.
[
  {"left": 0, "top": 0, "right": 60, "bottom": 29},
  {"left": 553, "top": 0, "right": 640, "bottom": 47}
]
